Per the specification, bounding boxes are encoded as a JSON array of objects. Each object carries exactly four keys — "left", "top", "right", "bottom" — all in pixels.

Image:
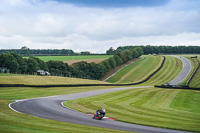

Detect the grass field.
[
  {"left": 107, "top": 55, "right": 163, "bottom": 84},
  {"left": 0, "top": 74, "right": 109, "bottom": 85},
  {"left": 1, "top": 54, "right": 199, "bottom": 133},
  {"left": 27, "top": 55, "right": 113, "bottom": 62},
  {"left": 64, "top": 87, "right": 200, "bottom": 132},
  {"left": 0, "top": 77, "right": 130, "bottom": 133}
]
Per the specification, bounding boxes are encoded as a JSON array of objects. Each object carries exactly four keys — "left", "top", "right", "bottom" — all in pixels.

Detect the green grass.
[
  {"left": 108, "top": 56, "right": 182, "bottom": 85},
  {"left": 107, "top": 55, "right": 163, "bottom": 84},
  {"left": 0, "top": 73, "right": 24, "bottom": 76},
  {"left": 107, "top": 55, "right": 183, "bottom": 86},
  {"left": 179, "top": 55, "right": 200, "bottom": 86},
  {"left": 189, "top": 56, "right": 200, "bottom": 88},
  {"left": 141, "top": 55, "right": 183, "bottom": 86},
  {"left": 0, "top": 75, "right": 110, "bottom": 85},
  {"left": 0, "top": 85, "right": 131, "bottom": 133},
  {"left": 64, "top": 87, "right": 200, "bottom": 132},
  {"left": 26, "top": 55, "right": 113, "bottom": 62},
  {"left": 0, "top": 75, "right": 129, "bottom": 132},
  {"left": 1, "top": 54, "right": 199, "bottom": 132}
]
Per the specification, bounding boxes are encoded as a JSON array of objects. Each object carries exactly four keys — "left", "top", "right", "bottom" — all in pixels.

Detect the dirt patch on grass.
[{"left": 64, "top": 58, "right": 107, "bottom": 65}]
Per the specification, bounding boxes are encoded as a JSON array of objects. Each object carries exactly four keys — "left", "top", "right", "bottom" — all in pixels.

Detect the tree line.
[
  {"left": 0, "top": 47, "right": 143, "bottom": 80},
  {"left": 107, "top": 45, "right": 200, "bottom": 55},
  {"left": 0, "top": 47, "right": 95, "bottom": 56},
  {"left": 0, "top": 46, "right": 75, "bottom": 56}
]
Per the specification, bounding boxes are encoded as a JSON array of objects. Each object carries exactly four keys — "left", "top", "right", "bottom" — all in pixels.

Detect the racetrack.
[
  {"left": 10, "top": 86, "right": 190, "bottom": 133},
  {"left": 9, "top": 56, "right": 192, "bottom": 133},
  {"left": 169, "top": 56, "right": 191, "bottom": 85}
]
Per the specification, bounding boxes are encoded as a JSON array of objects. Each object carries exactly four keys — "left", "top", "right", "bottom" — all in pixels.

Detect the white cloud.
[{"left": 0, "top": 0, "right": 200, "bottom": 53}]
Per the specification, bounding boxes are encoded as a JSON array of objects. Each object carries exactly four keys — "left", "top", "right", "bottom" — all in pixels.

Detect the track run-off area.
[{"left": 9, "top": 55, "right": 199, "bottom": 132}]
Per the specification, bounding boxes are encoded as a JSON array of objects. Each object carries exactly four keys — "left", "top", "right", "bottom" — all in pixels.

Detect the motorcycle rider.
[{"left": 95, "top": 108, "right": 106, "bottom": 117}]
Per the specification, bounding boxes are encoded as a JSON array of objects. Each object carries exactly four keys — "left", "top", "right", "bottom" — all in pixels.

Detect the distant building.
[
  {"left": 0, "top": 67, "right": 8, "bottom": 73},
  {"left": 37, "top": 70, "right": 50, "bottom": 76}
]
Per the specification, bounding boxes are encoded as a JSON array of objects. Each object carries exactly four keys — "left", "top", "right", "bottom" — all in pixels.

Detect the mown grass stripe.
[
  {"left": 108, "top": 55, "right": 162, "bottom": 84},
  {"left": 64, "top": 87, "right": 200, "bottom": 132},
  {"left": 142, "top": 56, "right": 182, "bottom": 85}
]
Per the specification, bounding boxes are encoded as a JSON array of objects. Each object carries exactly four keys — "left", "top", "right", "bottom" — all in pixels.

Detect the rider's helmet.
[{"left": 102, "top": 108, "right": 106, "bottom": 113}]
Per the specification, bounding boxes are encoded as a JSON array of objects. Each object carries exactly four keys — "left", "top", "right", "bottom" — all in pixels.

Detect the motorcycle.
[{"left": 93, "top": 112, "right": 104, "bottom": 120}]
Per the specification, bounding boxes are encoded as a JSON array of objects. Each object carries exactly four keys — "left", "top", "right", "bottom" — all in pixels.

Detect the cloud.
[{"left": 0, "top": 0, "right": 200, "bottom": 53}]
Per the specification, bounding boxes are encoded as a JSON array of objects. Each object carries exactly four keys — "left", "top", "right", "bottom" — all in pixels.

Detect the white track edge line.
[{"left": 9, "top": 102, "right": 23, "bottom": 114}]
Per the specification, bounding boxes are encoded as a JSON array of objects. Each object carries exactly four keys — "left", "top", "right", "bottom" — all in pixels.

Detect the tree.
[
  {"left": 81, "top": 51, "right": 91, "bottom": 55},
  {"left": 8, "top": 60, "right": 19, "bottom": 73},
  {"left": 113, "top": 55, "right": 123, "bottom": 66},
  {"left": 20, "top": 46, "right": 30, "bottom": 56},
  {"left": 26, "top": 58, "right": 39, "bottom": 74},
  {"left": 106, "top": 47, "right": 115, "bottom": 55},
  {"left": 108, "top": 57, "right": 117, "bottom": 68},
  {"left": 135, "top": 47, "right": 144, "bottom": 56},
  {"left": 0, "top": 53, "right": 19, "bottom": 73},
  {"left": 101, "top": 60, "right": 112, "bottom": 72},
  {"left": 131, "top": 49, "right": 139, "bottom": 58},
  {"left": 46, "top": 60, "right": 68, "bottom": 76},
  {"left": 10, "top": 53, "right": 25, "bottom": 73},
  {"left": 29, "top": 56, "right": 48, "bottom": 71}
]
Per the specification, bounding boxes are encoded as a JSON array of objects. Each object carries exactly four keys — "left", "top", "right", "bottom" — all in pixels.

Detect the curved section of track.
[
  {"left": 169, "top": 56, "right": 191, "bottom": 85},
  {"left": 10, "top": 86, "right": 189, "bottom": 133}
]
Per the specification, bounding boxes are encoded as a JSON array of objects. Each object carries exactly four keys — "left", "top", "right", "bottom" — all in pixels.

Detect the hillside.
[
  {"left": 64, "top": 87, "right": 200, "bottom": 132},
  {"left": 107, "top": 55, "right": 162, "bottom": 83},
  {"left": 189, "top": 56, "right": 200, "bottom": 88},
  {"left": 107, "top": 55, "right": 183, "bottom": 86},
  {"left": 1, "top": 54, "right": 200, "bottom": 133},
  {"left": 0, "top": 74, "right": 109, "bottom": 85}
]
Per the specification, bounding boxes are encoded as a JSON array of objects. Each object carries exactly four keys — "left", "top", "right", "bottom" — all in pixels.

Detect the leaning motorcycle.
[{"left": 93, "top": 112, "right": 104, "bottom": 120}]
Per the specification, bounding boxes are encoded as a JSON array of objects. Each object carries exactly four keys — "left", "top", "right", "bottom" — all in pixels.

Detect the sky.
[{"left": 0, "top": 0, "right": 200, "bottom": 53}]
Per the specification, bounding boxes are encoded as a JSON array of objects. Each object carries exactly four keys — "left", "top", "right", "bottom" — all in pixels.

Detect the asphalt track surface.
[
  {"left": 169, "top": 56, "right": 191, "bottom": 85},
  {"left": 10, "top": 86, "right": 190, "bottom": 133},
  {"left": 9, "top": 56, "right": 192, "bottom": 133}
]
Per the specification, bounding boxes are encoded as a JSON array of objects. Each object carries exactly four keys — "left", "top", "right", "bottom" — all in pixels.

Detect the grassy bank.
[
  {"left": 189, "top": 56, "right": 200, "bottom": 88},
  {"left": 179, "top": 55, "right": 200, "bottom": 86},
  {"left": 107, "top": 55, "right": 163, "bottom": 84},
  {"left": 0, "top": 85, "right": 131, "bottom": 133},
  {"left": 64, "top": 87, "right": 200, "bottom": 132},
  {"left": 107, "top": 55, "right": 183, "bottom": 86},
  {"left": 141, "top": 55, "right": 182, "bottom": 86},
  {"left": 0, "top": 74, "right": 109, "bottom": 85}
]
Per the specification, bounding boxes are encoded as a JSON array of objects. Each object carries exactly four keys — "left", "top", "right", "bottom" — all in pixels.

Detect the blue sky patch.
[{"left": 52, "top": 0, "right": 170, "bottom": 8}]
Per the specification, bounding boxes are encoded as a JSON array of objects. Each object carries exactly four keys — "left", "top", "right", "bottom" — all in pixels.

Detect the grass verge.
[
  {"left": 64, "top": 87, "right": 200, "bottom": 132},
  {"left": 189, "top": 56, "right": 200, "bottom": 88},
  {"left": 141, "top": 55, "right": 183, "bottom": 86},
  {"left": 0, "top": 74, "right": 109, "bottom": 85},
  {"left": 107, "top": 55, "right": 162, "bottom": 84},
  {"left": 179, "top": 55, "right": 200, "bottom": 86},
  {"left": 0, "top": 86, "right": 131, "bottom": 133}
]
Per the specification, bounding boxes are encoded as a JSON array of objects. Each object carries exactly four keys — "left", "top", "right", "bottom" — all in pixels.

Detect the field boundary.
[
  {"left": 155, "top": 85, "right": 200, "bottom": 91},
  {"left": 186, "top": 63, "right": 200, "bottom": 86},
  {"left": 0, "top": 56, "right": 166, "bottom": 88}
]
